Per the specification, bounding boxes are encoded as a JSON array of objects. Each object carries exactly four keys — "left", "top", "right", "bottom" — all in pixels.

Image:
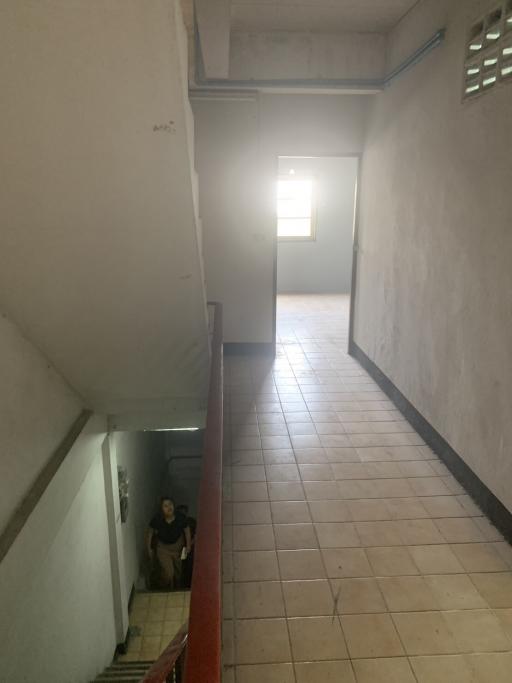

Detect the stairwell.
[{"left": 91, "top": 661, "right": 153, "bottom": 683}]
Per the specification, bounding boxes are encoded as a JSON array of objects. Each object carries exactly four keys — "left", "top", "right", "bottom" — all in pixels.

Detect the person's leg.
[
  {"left": 170, "top": 539, "right": 184, "bottom": 590},
  {"left": 156, "top": 543, "right": 175, "bottom": 589}
]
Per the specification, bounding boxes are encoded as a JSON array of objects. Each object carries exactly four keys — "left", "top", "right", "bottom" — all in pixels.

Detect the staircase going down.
[{"left": 91, "top": 660, "right": 153, "bottom": 683}]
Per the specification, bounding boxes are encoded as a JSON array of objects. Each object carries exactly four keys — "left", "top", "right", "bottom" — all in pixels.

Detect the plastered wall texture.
[{"left": 354, "top": 0, "right": 512, "bottom": 511}]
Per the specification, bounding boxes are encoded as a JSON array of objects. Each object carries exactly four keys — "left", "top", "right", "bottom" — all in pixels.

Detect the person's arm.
[
  {"left": 146, "top": 527, "right": 155, "bottom": 560},
  {"left": 184, "top": 526, "right": 192, "bottom": 554}
]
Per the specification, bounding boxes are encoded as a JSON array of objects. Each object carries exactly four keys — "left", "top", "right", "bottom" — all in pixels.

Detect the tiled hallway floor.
[{"left": 222, "top": 295, "right": 512, "bottom": 683}]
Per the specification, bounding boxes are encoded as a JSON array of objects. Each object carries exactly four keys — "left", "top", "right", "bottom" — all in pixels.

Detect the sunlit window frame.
[{"left": 276, "top": 175, "right": 317, "bottom": 242}]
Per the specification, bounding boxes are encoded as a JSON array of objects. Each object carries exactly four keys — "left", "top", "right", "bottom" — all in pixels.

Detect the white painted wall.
[
  {"left": 277, "top": 156, "right": 358, "bottom": 294},
  {"left": 193, "top": 93, "right": 369, "bottom": 343},
  {"left": 117, "top": 431, "right": 167, "bottom": 596},
  {"left": 0, "top": 416, "right": 116, "bottom": 683},
  {"left": 354, "top": 0, "right": 512, "bottom": 511},
  {"left": 0, "top": 0, "right": 210, "bottom": 423},
  {"left": 0, "top": 311, "right": 167, "bottom": 681},
  {"left": 0, "top": 313, "right": 83, "bottom": 532}
]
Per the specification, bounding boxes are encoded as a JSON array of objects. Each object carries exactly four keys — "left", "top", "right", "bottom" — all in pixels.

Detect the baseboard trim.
[
  {"left": 349, "top": 340, "right": 512, "bottom": 544},
  {"left": 224, "top": 342, "right": 275, "bottom": 356}
]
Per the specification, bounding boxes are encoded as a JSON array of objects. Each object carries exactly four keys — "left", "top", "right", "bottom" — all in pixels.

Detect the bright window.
[{"left": 277, "top": 177, "right": 315, "bottom": 240}]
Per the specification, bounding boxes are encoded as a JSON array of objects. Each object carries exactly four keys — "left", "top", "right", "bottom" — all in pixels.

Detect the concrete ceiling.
[{"left": 231, "top": 0, "right": 419, "bottom": 33}]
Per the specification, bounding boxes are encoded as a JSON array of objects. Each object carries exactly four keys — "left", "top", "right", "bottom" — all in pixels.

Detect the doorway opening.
[{"left": 273, "top": 155, "right": 359, "bottom": 348}]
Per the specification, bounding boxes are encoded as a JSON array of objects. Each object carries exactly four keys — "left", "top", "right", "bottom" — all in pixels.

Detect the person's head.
[
  {"left": 160, "top": 497, "right": 175, "bottom": 519},
  {"left": 176, "top": 504, "right": 188, "bottom": 516}
]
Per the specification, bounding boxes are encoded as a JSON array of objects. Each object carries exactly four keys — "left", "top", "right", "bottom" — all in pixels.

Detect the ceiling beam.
[{"left": 195, "top": 0, "right": 231, "bottom": 79}]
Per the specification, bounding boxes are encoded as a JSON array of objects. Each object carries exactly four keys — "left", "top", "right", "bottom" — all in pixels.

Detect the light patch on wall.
[{"left": 277, "top": 177, "right": 315, "bottom": 240}]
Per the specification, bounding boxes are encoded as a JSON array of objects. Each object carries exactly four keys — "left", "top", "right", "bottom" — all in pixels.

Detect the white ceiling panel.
[{"left": 231, "top": 0, "right": 419, "bottom": 33}]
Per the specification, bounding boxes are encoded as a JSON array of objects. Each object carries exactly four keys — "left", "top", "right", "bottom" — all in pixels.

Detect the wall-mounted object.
[{"left": 117, "top": 466, "right": 129, "bottom": 523}]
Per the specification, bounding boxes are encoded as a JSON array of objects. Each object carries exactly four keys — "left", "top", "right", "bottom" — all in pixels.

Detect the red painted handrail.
[
  {"left": 142, "top": 623, "right": 188, "bottom": 683},
  {"left": 142, "top": 302, "right": 223, "bottom": 683},
  {"left": 184, "top": 301, "right": 223, "bottom": 683}
]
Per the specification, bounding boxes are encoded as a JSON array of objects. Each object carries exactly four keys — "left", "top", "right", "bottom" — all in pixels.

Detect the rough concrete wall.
[
  {"left": 277, "top": 156, "right": 358, "bottom": 294},
  {"left": 354, "top": 0, "right": 512, "bottom": 510},
  {"left": 0, "top": 312, "right": 83, "bottom": 531},
  {"left": 193, "top": 93, "right": 369, "bottom": 343},
  {"left": 230, "top": 31, "right": 386, "bottom": 81}
]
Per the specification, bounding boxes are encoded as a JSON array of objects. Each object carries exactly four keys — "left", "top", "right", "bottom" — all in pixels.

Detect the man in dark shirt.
[{"left": 146, "top": 497, "right": 191, "bottom": 590}]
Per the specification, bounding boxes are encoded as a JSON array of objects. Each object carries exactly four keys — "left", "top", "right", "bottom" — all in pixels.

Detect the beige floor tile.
[
  {"left": 444, "top": 609, "right": 512, "bottom": 652},
  {"left": 294, "top": 660, "right": 356, "bottom": 683},
  {"left": 266, "top": 464, "right": 300, "bottom": 482},
  {"left": 466, "top": 652, "right": 512, "bottom": 683},
  {"left": 223, "top": 584, "right": 234, "bottom": 620},
  {"left": 425, "top": 574, "right": 488, "bottom": 610},
  {"left": 224, "top": 551, "right": 234, "bottom": 581},
  {"left": 420, "top": 496, "right": 468, "bottom": 518},
  {"left": 398, "top": 461, "right": 438, "bottom": 478},
  {"left": 410, "top": 654, "right": 479, "bottom": 682},
  {"left": 233, "top": 502, "right": 272, "bottom": 525},
  {"left": 353, "top": 657, "right": 416, "bottom": 683},
  {"left": 299, "top": 464, "right": 334, "bottom": 481},
  {"left": 234, "top": 582, "right": 286, "bottom": 619},
  {"left": 392, "top": 612, "right": 458, "bottom": 655},
  {"left": 278, "top": 549, "right": 326, "bottom": 580},
  {"left": 341, "top": 613, "right": 404, "bottom": 658},
  {"left": 164, "top": 606, "right": 183, "bottom": 621},
  {"left": 408, "top": 478, "right": 452, "bottom": 497},
  {"left": 143, "top": 620, "right": 165, "bottom": 636},
  {"left": 379, "top": 576, "right": 439, "bottom": 611},
  {"left": 232, "top": 465, "right": 266, "bottom": 482},
  {"left": 233, "top": 550, "right": 280, "bottom": 582},
  {"left": 268, "top": 482, "right": 305, "bottom": 501},
  {"left": 366, "top": 546, "right": 419, "bottom": 576},
  {"left": 434, "top": 518, "right": 486, "bottom": 543},
  {"left": 469, "top": 572, "right": 512, "bottom": 607},
  {"left": 263, "top": 449, "right": 296, "bottom": 465},
  {"left": 274, "top": 523, "right": 318, "bottom": 550},
  {"left": 355, "top": 521, "right": 403, "bottom": 546},
  {"left": 494, "top": 608, "right": 512, "bottom": 639},
  {"left": 409, "top": 544, "right": 465, "bottom": 574},
  {"left": 232, "top": 482, "right": 269, "bottom": 502},
  {"left": 337, "top": 480, "right": 377, "bottom": 499},
  {"left": 332, "top": 578, "right": 388, "bottom": 614},
  {"left": 282, "top": 579, "right": 334, "bottom": 616},
  {"left": 294, "top": 448, "right": 328, "bottom": 464},
  {"left": 161, "top": 620, "right": 182, "bottom": 637},
  {"left": 236, "top": 663, "right": 295, "bottom": 683},
  {"left": 303, "top": 481, "right": 340, "bottom": 500},
  {"left": 233, "top": 525, "right": 275, "bottom": 551},
  {"left": 235, "top": 618, "right": 291, "bottom": 664},
  {"left": 385, "top": 497, "right": 430, "bottom": 520},
  {"left": 322, "top": 548, "right": 373, "bottom": 578},
  {"left": 309, "top": 500, "right": 352, "bottom": 522},
  {"left": 231, "top": 451, "right": 265, "bottom": 467},
  {"left": 347, "top": 499, "right": 391, "bottom": 521},
  {"left": 450, "top": 543, "right": 509, "bottom": 572},
  {"left": 396, "top": 519, "right": 445, "bottom": 545},
  {"left": 330, "top": 462, "right": 368, "bottom": 479},
  {"left": 325, "top": 447, "right": 361, "bottom": 463},
  {"left": 315, "top": 522, "right": 361, "bottom": 548},
  {"left": 288, "top": 616, "right": 348, "bottom": 661},
  {"left": 271, "top": 501, "right": 312, "bottom": 523},
  {"left": 223, "top": 620, "right": 235, "bottom": 665}
]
